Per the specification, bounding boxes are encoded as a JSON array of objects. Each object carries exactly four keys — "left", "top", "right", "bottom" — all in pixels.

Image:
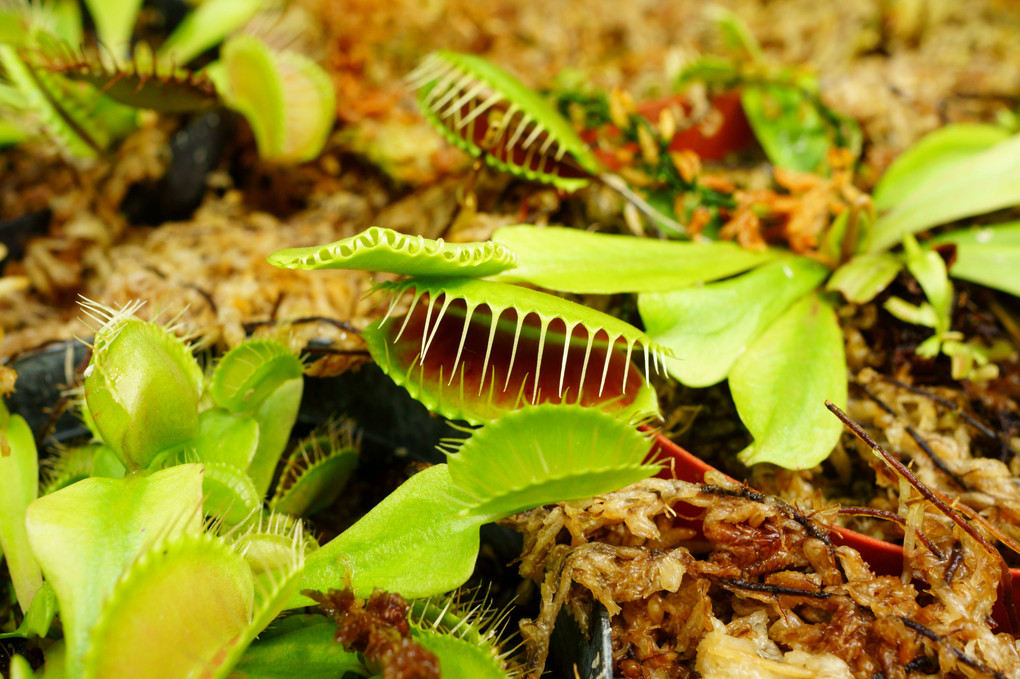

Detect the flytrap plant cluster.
[
  {"left": 0, "top": 0, "right": 335, "bottom": 163},
  {"left": 485, "top": 118, "right": 1020, "bottom": 469},
  {"left": 393, "top": 24, "right": 1020, "bottom": 471},
  {"left": 1, "top": 298, "right": 666, "bottom": 677}
]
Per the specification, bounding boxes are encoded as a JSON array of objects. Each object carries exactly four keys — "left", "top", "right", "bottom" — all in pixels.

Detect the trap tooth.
[{"left": 364, "top": 276, "right": 666, "bottom": 424}]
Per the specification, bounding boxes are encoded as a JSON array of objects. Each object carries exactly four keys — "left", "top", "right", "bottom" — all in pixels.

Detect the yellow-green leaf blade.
[
  {"left": 933, "top": 221, "right": 1020, "bottom": 298},
  {"left": 82, "top": 534, "right": 255, "bottom": 679},
  {"left": 293, "top": 465, "right": 487, "bottom": 605},
  {"left": 639, "top": 257, "right": 828, "bottom": 387},
  {"left": 870, "top": 133, "right": 1020, "bottom": 253},
  {"left": 491, "top": 226, "right": 780, "bottom": 293},
  {"left": 826, "top": 252, "right": 903, "bottom": 304},
  {"left": 729, "top": 293, "right": 847, "bottom": 469},
  {"left": 0, "top": 405, "right": 42, "bottom": 612},
  {"left": 25, "top": 465, "right": 205, "bottom": 678},
  {"left": 872, "top": 123, "right": 1011, "bottom": 212}
]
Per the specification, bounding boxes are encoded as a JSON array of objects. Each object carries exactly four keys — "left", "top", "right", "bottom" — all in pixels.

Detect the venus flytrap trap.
[
  {"left": 0, "top": 0, "right": 335, "bottom": 163},
  {"left": 407, "top": 593, "right": 521, "bottom": 678},
  {"left": 206, "top": 33, "right": 336, "bottom": 163},
  {"left": 407, "top": 50, "right": 686, "bottom": 237},
  {"left": 81, "top": 299, "right": 203, "bottom": 471},
  {"left": 206, "top": 338, "right": 304, "bottom": 497},
  {"left": 269, "top": 226, "right": 671, "bottom": 425},
  {"left": 269, "top": 417, "right": 360, "bottom": 517},
  {"left": 294, "top": 403, "right": 660, "bottom": 606},
  {"left": 25, "top": 463, "right": 207, "bottom": 677}
]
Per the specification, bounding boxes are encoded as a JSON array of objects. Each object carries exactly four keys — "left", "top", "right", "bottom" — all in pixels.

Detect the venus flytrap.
[
  {"left": 407, "top": 50, "right": 686, "bottom": 236},
  {"left": 78, "top": 299, "right": 349, "bottom": 521},
  {"left": 0, "top": 399, "right": 43, "bottom": 613},
  {"left": 407, "top": 594, "right": 522, "bottom": 679},
  {"left": 237, "top": 589, "right": 521, "bottom": 679},
  {"left": 269, "top": 417, "right": 359, "bottom": 517},
  {"left": 269, "top": 227, "right": 671, "bottom": 426},
  {"left": 82, "top": 300, "right": 203, "bottom": 471},
  {"left": 1, "top": 0, "right": 335, "bottom": 163},
  {"left": 0, "top": 303, "right": 336, "bottom": 678},
  {"left": 26, "top": 463, "right": 308, "bottom": 679},
  {"left": 206, "top": 34, "right": 336, "bottom": 163},
  {"left": 293, "top": 403, "right": 659, "bottom": 606},
  {"left": 25, "top": 464, "right": 207, "bottom": 677},
  {"left": 207, "top": 339, "right": 304, "bottom": 497}
]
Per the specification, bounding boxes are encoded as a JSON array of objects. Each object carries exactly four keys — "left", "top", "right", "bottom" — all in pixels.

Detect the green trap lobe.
[
  {"left": 267, "top": 225, "right": 518, "bottom": 277},
  {"left": 365, "top": 278, "right": 664, "bottom": 424},
  {"left": 409, "top": 51, "right": 601, "bottom": 193}
]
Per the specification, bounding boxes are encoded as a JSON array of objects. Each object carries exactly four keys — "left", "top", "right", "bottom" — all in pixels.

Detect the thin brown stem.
[
  {"left": 826, "top": 400, "right": 1019, "bottom": 634},
  {"left": 836, "top": 507, "right": 944, "bottom": 559},
  {"left": 853, "top": 381, "right": 969, "bottom": 490}
]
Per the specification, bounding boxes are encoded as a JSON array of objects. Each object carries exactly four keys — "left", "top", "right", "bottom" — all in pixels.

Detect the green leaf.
[
  {"left": 638, "top": 257, "right": 828, "bottom": 387},
  {"left": 491, "top": 226, "right": 780, "bottom": 293},
  {"left": 413, "top": 630, "right": 509, "bottom": 679},
  {"left": 202, "top": 461, "right": 261, "bottom": 525},
  {"left": 157, "top": 0, "right": 264, "bottom": 65},
  {"left": 267, "top": 225, "right": 518, "bottom": 277},
  {"left": 49, "top": 0, "right": 83, "bottom": 46},
  {"left": 0, "top": 46, "right": 107, "bottom": 159},
  {"left": 81, "top": 0, "right": 143, "bottom": 56},
  {"left": 883, "top": 297, "right": 940, "bottom": 329},
  {"left": 294, "top": 465, "right": 488, "bottom": 605},
  {"left": 213, "top": 35, "right": 336, "bottom": 162},
  {"left": 729, "top": 293, "right": 847, "bottom": 469},
  {"left": 7, "top": 654, "right": 33, "bottom": 679},
  {"left": 247, "top": 377, "right": 302, "bottom": 498},
  {"left": 25, "top": 464, "right": 205, "bottom": 678},
  {"left": 705, "top": 5, "right": 763, "bottom": 63},
  {"left": 902, "top": 234, "right": 952, "bottom": 334},
  {"left": 38, "top": 641, "right": 68, "bottom": 679},
  {"left": 209, "top": 340, "right": 303, "bottom": 415},
  {"left": 445, "top": 404, "right": 658, "bottom": 517},
  {"left": 872, "top": 123, "right": 1011, "bottom": 212},
  {"left": 194, "top": 408, "right": 259, "bottom": 469},
  {"left": 826, "top": 252, "right": 903, "bottom": 304},
  {"left": 870, "top": 133, "right": 1020, "bottom": 252},
  {"left": 0, "top": 581, "right": 56, "bottom": 639},
  {"left": 0, "top": 404, "right": 42, "bottom": 612},
  {"left": 232, "top": 616, "right": 366, "bottom": 678},
  {"left": 0, "top": 117, "right": 27, "bottom": 146},
  {"left": 81, "top": 533, "right": 255, "bottom": 679},
  {"left": 931, "top": 221, "right": 1020, "bottom": 297},
  {"left": 741, "top": 84, "right": 831, "bottom": 173},
  {"left": 270, "top": 420, "right": 360, "bottom": 517},
  {"left": 84, "top": 310, "right": 203, "bottom": 470},
  {"left": 90, "top": 444, "right": 127, "bottom": 480}
]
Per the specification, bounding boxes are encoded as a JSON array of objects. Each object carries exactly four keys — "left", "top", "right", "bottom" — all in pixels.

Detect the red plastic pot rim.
[{"left": 649, "top": 431, "right": 1020, "bottom": 629}]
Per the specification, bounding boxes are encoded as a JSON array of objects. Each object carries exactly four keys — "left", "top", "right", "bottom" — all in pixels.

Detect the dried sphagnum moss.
[{"left": 504, "top": 475, "right": 1020, "bottom": 678}]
